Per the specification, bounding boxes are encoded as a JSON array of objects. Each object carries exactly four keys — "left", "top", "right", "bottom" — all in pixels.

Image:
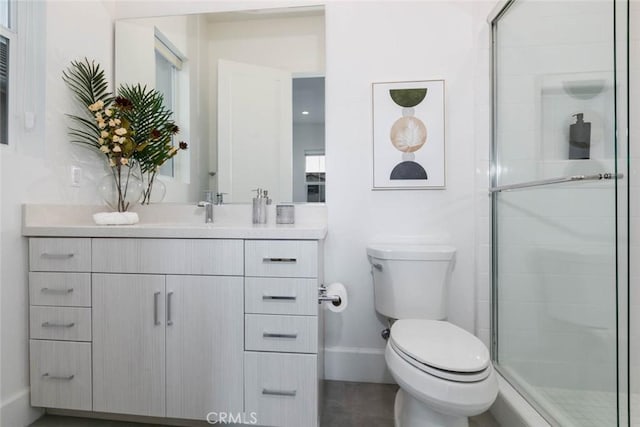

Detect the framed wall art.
[{"left": 372, "top": 79, "right": 445, "bottom": 189}]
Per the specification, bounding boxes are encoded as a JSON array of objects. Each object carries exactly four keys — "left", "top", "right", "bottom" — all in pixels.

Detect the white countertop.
[{"left": 22, "top": 204, "right": 327, "bottom": 240}]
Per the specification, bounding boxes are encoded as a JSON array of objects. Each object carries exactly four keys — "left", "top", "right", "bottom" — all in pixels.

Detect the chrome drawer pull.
[
  {"left": 41, "top": 287, "right": 74, "bottom": 294},
  {"left": 263, "top": 332, "right": 298, "bottom": 339},
  {"left": 41, "top": 253, "right": 75, "bottom": 259},
  {"left": 262, "top": 295, "right": 297, "bottom": 301},
  {"left": 262, "top": 388, "right": 297, "bottom": 397},
  {"left": 154, "top": 291, "right": 161, "bottom": 326},
  {"left": 42, "top": 322, "right": 75, "bottom": 328},
  {"left": 262, "top": 257, "right": 297, "bottom": 264},
  {"left": 167, "top": 291, "right": 174, "bottom": 326},
  {"left": 42, "top": 373, "right": 75, "bottom": 381}
]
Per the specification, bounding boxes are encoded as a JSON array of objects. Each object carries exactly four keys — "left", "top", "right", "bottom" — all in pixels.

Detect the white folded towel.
[{"left": 93, "top": 212, "right": 140, "bottom": 226}]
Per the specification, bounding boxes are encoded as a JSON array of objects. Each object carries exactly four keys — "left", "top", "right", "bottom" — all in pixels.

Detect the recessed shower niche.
[{"left": 537, "top": 72, "right": 614, "bottom": 172}]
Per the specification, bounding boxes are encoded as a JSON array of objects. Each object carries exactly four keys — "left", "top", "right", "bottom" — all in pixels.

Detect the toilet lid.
[{"left": 390, "top": 319, "right": 490, "bottom": 373}]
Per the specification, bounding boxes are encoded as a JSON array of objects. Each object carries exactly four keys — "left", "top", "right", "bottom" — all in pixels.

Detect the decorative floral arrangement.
[{"left": 63, "top": 58, "right": 187, "bottom": 211}]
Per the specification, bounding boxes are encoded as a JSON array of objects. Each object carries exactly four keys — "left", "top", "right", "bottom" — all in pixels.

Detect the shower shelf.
[{"left": 489, "top": 172, "right": 623, "bottom": 193}]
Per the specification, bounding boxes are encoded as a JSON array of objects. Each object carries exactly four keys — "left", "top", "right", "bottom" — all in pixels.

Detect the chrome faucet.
[
  {"left": 198, "top": 191, "right": 215, "bottom": 223},
  {"left": 197, "top": 201, "right": 214, "bottom": 223}
]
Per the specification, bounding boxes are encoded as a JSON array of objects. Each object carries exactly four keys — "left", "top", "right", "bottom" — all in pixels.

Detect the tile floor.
[{"left": 29, "top": 380, "right": 500, "bottom": 427}]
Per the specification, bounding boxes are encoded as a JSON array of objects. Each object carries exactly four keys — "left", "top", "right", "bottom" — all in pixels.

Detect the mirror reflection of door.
[
  {"left": 218, "top": 68, "right": 326, "bottom": 204},
  {"left": 217, "top": 59, "right": 293, "bottom": 204}
]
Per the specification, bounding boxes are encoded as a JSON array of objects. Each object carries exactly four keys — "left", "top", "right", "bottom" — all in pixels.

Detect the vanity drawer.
[
  {"left": 245, "top": 314, "right": 317, "bottom": 354},
  {"left": 30, "top": 306, "right": 91, "bottom": 342},
  {"left": 92, "top": 238, "right": 243, "bottom": 275},
  {"left": 29, "top": 272, "right": 91, "bottom": 307},
  {"left": 29, "top": 238, "right": 91, "bottom": 272},
  {"left": 245, "top": 240, "right": 318, "bottom": 278},
  {"left": 30, "top": 340, "right": 92, "bottom": 411},
  {"left": 244, "top": 352, "right": 317, "bottom": 427},
  {"left": 245, "top": 277, "right": 317, "bottom": 316}
]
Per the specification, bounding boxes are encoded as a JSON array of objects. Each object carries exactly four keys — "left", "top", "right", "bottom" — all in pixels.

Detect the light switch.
[{"left": 70, "top": 166, "right": 82, "bottom": 187}]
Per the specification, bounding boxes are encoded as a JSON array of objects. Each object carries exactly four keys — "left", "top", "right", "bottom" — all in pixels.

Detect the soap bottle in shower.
[{"left": 569, "top": 113, "right": 591, "bottom": 160}]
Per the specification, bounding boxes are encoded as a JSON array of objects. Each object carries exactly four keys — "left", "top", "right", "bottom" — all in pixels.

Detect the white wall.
[
  {"left": 1, "top": 1, "right": 115, "bottom": 425},
  {"left": 472, "top": 0, "right": 494, "bottom": 355},
  {"left": 323, "top": 1, "right": 478, "bottom": 382},
  {"left": 0, "top": 8, "right": 498, "bottom": 424}
]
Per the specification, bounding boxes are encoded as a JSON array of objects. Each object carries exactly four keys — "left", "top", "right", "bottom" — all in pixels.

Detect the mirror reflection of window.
[
  {"left": 154, "top": 31, "right": 183, "bottom": 177},
  {"left": 305, "top": 153, "right": 325, "bottom": 203}
]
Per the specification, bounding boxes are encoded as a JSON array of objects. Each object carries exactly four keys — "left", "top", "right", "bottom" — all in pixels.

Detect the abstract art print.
[{"left": 372, "top": 80, "right": 445, "bottom": 189}]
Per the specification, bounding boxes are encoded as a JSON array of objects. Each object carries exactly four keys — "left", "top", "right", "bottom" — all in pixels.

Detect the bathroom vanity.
[{"left": 23, "top": 204, "right": 327, "bottom": 427}]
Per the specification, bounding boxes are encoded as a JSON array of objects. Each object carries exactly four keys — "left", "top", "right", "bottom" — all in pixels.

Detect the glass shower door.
[{"left": 491, "top": 0, "right": 628, "bottom": 425}]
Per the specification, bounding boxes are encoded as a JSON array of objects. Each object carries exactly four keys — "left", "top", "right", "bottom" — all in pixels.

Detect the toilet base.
[{"left": 394, "top": 389, "right": 469, "bottom": 427}]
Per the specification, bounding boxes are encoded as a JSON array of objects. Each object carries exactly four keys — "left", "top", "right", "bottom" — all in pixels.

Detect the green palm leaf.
[
  {"left": 118, "top": 84, "right": 177, "bottom": 174},
  {"left": 62, "top": 58, "right": 113, "bottom": 150}
]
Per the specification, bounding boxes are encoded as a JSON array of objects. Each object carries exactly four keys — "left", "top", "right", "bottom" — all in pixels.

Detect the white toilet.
[{"left": 367, "top": 243, "right": 498, "bottom": 427}]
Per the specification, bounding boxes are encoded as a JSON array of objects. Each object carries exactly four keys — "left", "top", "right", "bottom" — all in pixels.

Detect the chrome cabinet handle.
[
  {"left": 42, "top": 373, "right": 74, "bottom": 380},
  {"left": 262, "top": 257, "right": 297, "bottom": 264},
  {"left": 41, "top": 287, "right": 74, "bottom": 294},
  {"left": 41, "top": 253, "right": 75, "bottom": 259},
  {"left": 263, "top": 332, "right": 298, "bottom": 339},
  {"left": 262, "top": 388, "right": 297, "bottom": 397},
  {"left": 42, "top": 322, "right": 75, "bottom": 328},
  {"left": 167, "top": 291, "right": 174, "bottom": 326},
  {"left": 262, "top": 295, "right": 297, "bottom": 301},
  {"left": 154, "top": 291, "right": 161, "bottom": 325}
]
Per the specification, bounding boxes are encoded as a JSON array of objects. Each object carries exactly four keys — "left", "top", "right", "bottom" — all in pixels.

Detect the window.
[
  {"left": 154, "top": 29, "right": 184, "bottom": 177},
  {"left": 0, "top": 0, "right": 12, "bottom": 145},
  {"left": 155, "top": 50, "right": 176, "bottom": 176},
  {"left": 304, "top": 153, "right": 325, "bottom": 203}
]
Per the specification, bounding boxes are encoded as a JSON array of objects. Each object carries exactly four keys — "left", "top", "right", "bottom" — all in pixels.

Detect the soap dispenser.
[
  {"left": 252, "top": 188, "right": 271, "bottom": 224},
  {"left": 569, "top": 113, "right": 591, "bottom": 160}
]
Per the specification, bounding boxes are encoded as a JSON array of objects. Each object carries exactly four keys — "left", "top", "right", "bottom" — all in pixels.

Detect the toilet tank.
[{"left": 366, "top": 244, "right": 456, "bottom": 320}]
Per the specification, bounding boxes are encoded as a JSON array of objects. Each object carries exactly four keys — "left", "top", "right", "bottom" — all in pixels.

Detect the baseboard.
[
  {"left": 1, "top": 388, "right": 43, "bottom": 427},
  {"left": 323, "top": 346, "right": 395, "bottom": 384}
]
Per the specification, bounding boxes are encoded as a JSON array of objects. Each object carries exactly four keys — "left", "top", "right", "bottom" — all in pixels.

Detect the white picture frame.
[{"left": 372, "top": 79, "right": 445, "bottom": 190}]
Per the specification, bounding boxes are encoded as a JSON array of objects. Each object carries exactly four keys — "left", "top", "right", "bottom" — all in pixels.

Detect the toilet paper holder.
[{"left": 318, "top": 284, "right": 342, "bottom": 306}]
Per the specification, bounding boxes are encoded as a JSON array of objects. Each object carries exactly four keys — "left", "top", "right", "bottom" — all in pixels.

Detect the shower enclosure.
[{"left": 490, "top": 0, "right": 633, "bottom": 425}]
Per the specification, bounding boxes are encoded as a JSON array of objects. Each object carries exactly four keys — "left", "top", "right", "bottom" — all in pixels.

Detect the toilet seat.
[{"left": 389, "top": 319, "right": 491, "bottom": 383}]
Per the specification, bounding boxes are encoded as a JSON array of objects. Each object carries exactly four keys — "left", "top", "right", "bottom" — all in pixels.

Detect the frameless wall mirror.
[{"left": 114, "top": 6, "right": 326, "bottom": 204}]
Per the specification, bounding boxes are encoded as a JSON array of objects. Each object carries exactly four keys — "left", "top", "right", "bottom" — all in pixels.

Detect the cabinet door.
[
  {"left": 92, "top": 274, "right": 166, "bottom": 417},
  {"left": 166, "top": 275, "right": 244, "bottom": 420}
]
